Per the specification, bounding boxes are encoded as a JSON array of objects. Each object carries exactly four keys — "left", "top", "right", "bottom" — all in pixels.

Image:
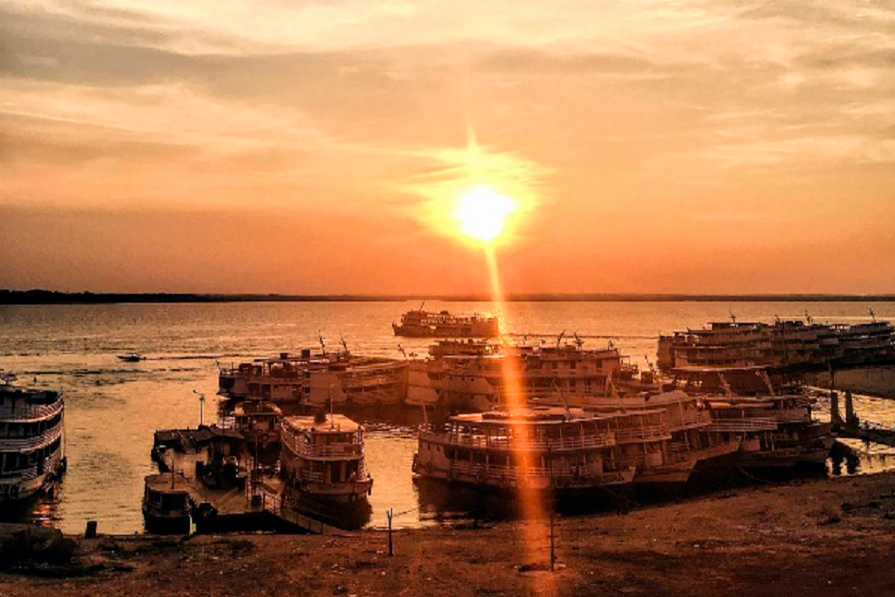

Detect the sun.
[{"left": 453, "top": 185, "right": 517, "bottom": 243}]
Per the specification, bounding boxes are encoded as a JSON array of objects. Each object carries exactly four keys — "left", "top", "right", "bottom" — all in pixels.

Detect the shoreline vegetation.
[
  {"left": 3, "top": 470, "right": 895, "bottom": 596},
  {"left": 3, "top": 289, "right": 895, "bottom": 305}
]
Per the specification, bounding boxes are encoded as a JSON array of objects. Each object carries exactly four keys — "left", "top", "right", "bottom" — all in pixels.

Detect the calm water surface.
[{"left": 1, "top": 301, "right": 894, "bottom": 534}]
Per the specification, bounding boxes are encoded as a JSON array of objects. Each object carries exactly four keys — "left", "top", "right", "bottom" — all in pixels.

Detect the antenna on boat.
[
  {"left": 644, "top": 354, "right": 657, "bottom": 376},
  {"left": 870, "top": 308, "right": 876, "bottom": 323},
  {"left": 574, "top": 332, "right": 583, "bottom": 348},
  {"left": 329, "top": 385, "right": 335, "bottom": 429},
  {"left": 759, "top": 369, "right": 776, "bottom": 397},
  {"left": 318, "top": 331, "right": 327, "bottom": 355},
  {"left": 552, "top": 379, "right": 572, "bottom": 419},
  {"left": 556, "top": 330, "right": 565, "bottom": 348},
  {"left": 419, "top": 300, "right": 426, "bottom": 312},
  {"left": 340, "top": 335, "right": 349, "bottom": 355},
  {"left": 193, "top": 390, "right": 206, "bottom": 426},
  {"left": 729, "top": 311, "right": 737, "bottom": 324}
]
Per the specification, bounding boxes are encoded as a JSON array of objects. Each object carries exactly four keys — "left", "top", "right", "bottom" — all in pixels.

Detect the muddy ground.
[{"left": 3, "top": 471, "right": 895, "bottom": 596}]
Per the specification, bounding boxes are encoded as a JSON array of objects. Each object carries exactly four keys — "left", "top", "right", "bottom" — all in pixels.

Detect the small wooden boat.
[
  {"left": 118, "top": 353, "right": 145, "bottom": 362},
  {"left": 142, "top": 473, "right": 192, "bottom": 534}
]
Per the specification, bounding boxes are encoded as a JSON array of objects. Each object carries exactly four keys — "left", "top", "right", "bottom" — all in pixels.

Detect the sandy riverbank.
[{"left": 3, "top": 472, "right": 895, "bottom": 596}]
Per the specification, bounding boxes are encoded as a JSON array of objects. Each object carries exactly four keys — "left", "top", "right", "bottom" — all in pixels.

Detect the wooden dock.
[
  {"left": 830, "top": 388, "right": 895, "bottom": 449},
  {"left": 162, "top": 449, "right": 338, "bottom": 535}
]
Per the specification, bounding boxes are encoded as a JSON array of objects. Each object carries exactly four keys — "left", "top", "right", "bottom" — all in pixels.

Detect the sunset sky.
[{"left": 2, "top": 0, "right": 894, "bottom": 294}]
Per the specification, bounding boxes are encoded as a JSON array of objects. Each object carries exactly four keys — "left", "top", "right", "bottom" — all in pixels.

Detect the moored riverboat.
[
  {"left": 675, "top": 367, "right": 833, "bottom": 468},
  {"left": 413, "top": 406, "right": 636, "bottom": 494},
  {"left": 218, "top": 349, "right": 407, "bottom": 410},
  {"left": 142, "top": 473, "right": 192, "bottom": 534},
  {"left": 0, "top": 380, "right": 66, "bottom": 506},
  {"left": 279, "top": 414, "right": 373, "bottom": 504},
  {"left": 658, "top": 316, "right": 895, "bottom": 372}
]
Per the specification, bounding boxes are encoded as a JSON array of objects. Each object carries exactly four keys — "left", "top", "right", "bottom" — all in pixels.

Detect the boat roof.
[
  {"left": 282, "top": 414, "right": 361, "bottom": 432},
  {"left": 673, "top": 365, "right": 772, "bottom": 373},
  {"left": 144, "top": 473, "right": 191, "bottom": 493},
  {"left": 234, "top": 401, "right": 283, "bottom": 416},
  {"left": 450, "top": 406, "right": 615, "bottom": 425}
]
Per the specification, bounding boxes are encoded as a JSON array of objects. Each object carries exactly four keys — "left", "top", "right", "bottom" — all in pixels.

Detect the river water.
[{"left": 1, "top": 300, "right": 894, "bottom": 534}]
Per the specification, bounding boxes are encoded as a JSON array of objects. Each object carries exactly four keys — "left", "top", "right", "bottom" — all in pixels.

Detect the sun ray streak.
[{"left": 485, "top": 245, "right": 556, "bottom": 595}]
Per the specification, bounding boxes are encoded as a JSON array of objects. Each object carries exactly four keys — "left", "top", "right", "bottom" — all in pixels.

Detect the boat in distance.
[
  {"left": 393, "top": 305, "right": 499, "bottom": 338},
  {"left": 0, "top": 378, "right": 66, "bottom": 505}
]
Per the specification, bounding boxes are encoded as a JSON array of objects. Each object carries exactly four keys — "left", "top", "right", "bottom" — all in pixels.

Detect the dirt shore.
[{"left": 3, "top": 472, "right": 895, "bottom": 597}]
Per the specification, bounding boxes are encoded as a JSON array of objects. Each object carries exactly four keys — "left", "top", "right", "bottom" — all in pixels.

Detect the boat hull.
[
  {"left": 142, "top": 509, "right": 191, "bottom": 534},
  {"left": 0, "top": 455, "right": 66, "bottom": 507}
]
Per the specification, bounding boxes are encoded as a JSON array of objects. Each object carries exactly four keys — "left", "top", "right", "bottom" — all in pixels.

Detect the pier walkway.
[
  {"left": 253, "top": 481, "right": 343, "bottom": 535},
  {"left": 829, "top": 389, "right": 895, "bottom": 449}
]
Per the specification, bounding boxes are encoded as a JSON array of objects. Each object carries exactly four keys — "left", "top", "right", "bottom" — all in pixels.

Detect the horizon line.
[{"left": 2, "top": 289, "right": 895, "bottom": 304}]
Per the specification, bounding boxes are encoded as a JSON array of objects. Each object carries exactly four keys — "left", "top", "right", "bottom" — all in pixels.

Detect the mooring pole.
[
  {"left": 549, "top": 508, "right": 556, "bottom": 572},
  {"left": 387, "top": 508, "right": 394, "bottom": 556}
]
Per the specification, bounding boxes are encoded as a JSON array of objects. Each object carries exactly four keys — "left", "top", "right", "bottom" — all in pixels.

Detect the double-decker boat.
[
  {"left": 218, "top": 349, "right": 407, "bottom": 410},
  {"left": 658, "top": 316, "right": 895, "bottom": 372},
  {"left": 279, "top": 413, "right": 373, "bottom": 504},
  {"left": 436, "top": 341, "right": 627, "bottom": 411},
  {"left": 413, "top": 406, "right": 636, "bottom": 493},
  {"left": 392, "top": 306, "right": 499, "bottom": 338},
  {"left": 558, "top": 390, "right": 742, "bottom": 485},
  {"left": 675, "top": 366, "right": 833, "bottom": 468},
  {"left": 0, "top": 379, "right": 66, "bottom": 505}
]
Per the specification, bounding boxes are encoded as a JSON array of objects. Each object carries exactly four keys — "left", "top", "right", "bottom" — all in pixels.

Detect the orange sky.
[{"left": 1, "top": 1, "right": 894, "bottom": 294}]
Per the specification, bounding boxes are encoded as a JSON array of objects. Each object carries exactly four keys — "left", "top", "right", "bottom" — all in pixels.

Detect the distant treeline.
[{"left": 2, "top": 289, "right": 895, "bottom": 305}]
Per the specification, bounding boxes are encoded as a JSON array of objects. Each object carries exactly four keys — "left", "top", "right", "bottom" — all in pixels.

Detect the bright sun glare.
[{"left": 453, "top": 185, "right": 517, "bottom": 243}]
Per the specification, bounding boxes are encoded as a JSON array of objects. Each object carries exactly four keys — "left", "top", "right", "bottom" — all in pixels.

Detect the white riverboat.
[
  {"left": 218, "top": 349, "right": 407, "bottom": 410},
  {"left": 413, "top": 406, "right": 636, "bottom": 493},
  {"left": 279, "top": 413, "right": 373, "bottom": 504},
  {"left": 0, "top": 379, "right": 66, "bottom": 505},
  {"left": 392, "top": 307, "right": 499, "bottom": 338}
]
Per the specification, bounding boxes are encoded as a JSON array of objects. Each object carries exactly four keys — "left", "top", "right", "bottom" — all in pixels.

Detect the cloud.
[{"left": 1, "top": 0, "right": 895, "bottom": 292}]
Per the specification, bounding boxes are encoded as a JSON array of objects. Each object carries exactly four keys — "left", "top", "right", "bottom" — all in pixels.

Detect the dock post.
[
  {"left": 830, "top": 391, "right": 842, "bottom": 429},
  {"left": 387, "top": 508, "right": 394, "bottom": 557},
  {"left": 549, "top": 508, "right": 556, "bottom": 572},
  {"left": 845, "top": 390, "right": 858, "bottom": 429}
]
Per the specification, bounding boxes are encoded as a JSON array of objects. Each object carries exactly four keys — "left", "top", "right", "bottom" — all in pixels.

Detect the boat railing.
[
  {"left": 0, "top": 399, "right": 64, "bottom": 421},
  {"left": 447, "top": 459, "right": 597, "bottom": 480},
  {"left": 281, "top": 433, "right": 364, "bottom": 459},
  {"left": 0, "top": 451, "right": 62, "bottom": 484},
  {"left": 292, "top": 468, "right": 372, "bottom": 485},
  {"left": 614, "top": 425, "right": 672, "bottom": 443},
  {"left": 667, "top": 440, "right": 693, "bottom": 454},
  {"left": 774, "top": 409, "right": 813, "bottom": 423},
  {"left": 0, "top": 424, "right": 63, "bottom": 452},
  {"left": 419, "top": 430, "right": 617, "bottom": 451},
  {"left": 706, "top": 417, "right": 778, "bottom": 432},
  {"left": 666, "top": 411, "right": 712, "bottom": 429}
]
